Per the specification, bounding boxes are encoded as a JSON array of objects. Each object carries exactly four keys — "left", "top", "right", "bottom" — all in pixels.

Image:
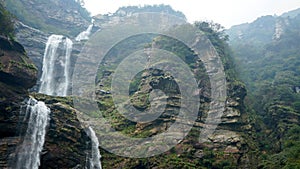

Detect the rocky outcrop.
[
  {"left": 14, "top": 22, "right": 48, "bottom": 80},
  {"left": 200, "top": 82, "right": 257, "bottom": 169},
  {"left": 0, "top": 36, "right": 37, "bottom": 101},
  {"left": 31, "top": 94, "right": 92, "bottom": 169},
  {"left": 0, "top": 36, "right": 37, "bottom": 89}
]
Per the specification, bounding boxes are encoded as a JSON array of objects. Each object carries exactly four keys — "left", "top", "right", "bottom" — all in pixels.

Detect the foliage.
[
  {"left": 195, "top": 21, "right": 229, "bottom": 42},
  {"left": 0, "top": 3, "right": 14, "bottom": 37},
  {"left": 260, "top": 125, "right": 300, "bottom": 168},
  {"left": 195, "top": 21, "right": 238, "bottom": 82}
]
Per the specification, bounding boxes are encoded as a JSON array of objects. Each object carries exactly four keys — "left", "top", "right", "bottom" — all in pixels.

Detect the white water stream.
[
  {"left": 16, "top": 98, "right": 50, "bottom": 169},
  {"left": 87, "top": 127, "right": 102, "bottom": 169},
  {"left": 75, "top": 22, "right": 94, "bottom": 41}
]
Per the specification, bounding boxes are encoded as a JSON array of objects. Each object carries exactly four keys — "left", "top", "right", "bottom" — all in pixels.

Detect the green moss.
[
  {"left": 5, "top": 106, "right": 12, "bottom": 111},
  {"left": 0, "top": 62, "right": 3, "bottom": 71},
  {"left": 9, "top": 60, "right": 37, "bottom": 71},
  {"left": 31, "top": 93, "right": 74, "bottom": 106}
]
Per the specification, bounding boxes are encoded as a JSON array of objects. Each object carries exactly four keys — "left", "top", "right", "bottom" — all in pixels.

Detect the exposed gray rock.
[
  {"left": 15, "top": 21, "right": 48, "bottom": 79},
  {"left": 208, "top": 130, "right": 241, "bottom": 144}
]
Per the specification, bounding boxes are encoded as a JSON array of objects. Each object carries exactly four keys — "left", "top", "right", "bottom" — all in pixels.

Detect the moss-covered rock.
[
  {"left": 0, "top": 35, "right": 37, "bottom": 89},
  {"left": 33, "top": 94, "right": 91, "bottom": 169}
]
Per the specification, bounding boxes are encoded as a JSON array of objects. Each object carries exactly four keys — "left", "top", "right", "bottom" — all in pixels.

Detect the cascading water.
[
  {"left": 16, "top": 97, "right": 50, "bottom": 169},
  {"left": 87, "top": 127, "right": 102, "bottom": 169},
  {"left": 60, "top": 37, "right": 72, "bottom": 96},
  {"left": 39, "top": 34, "right": 73, "bottom": 96},
  {"left": 75, "top": 22, "right": 94, "bottom": 41}
]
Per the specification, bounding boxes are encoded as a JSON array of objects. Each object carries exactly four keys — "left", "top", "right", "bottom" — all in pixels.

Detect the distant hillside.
[
  {"left": 281, "top": 8, "right": 300, "bottom": 18},
  {"left": 228, "top": 8, "right": 300, "bottom": 168},
  {"left": 227, "top": 8, "right": 300, "bottom": 48},
  {"left": 227, "top": 15, "right": 276, "bottom": 48},
  {"left": 3, "top": 0, "right": 91, "bottom": 36}
]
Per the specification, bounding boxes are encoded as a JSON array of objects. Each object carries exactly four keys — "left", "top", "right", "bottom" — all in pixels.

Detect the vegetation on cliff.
[
  {"left": 91, "top": 17, "right": 253, "bottom": 168},
  {"left": 228, "top": 10, "right": 300, "bottom": 168},
  {"left": 3, "top": 0, "right": 91, "bottom": 36},
  {"left": 0, "top": 3, "right": 14, "bottom": 38}
]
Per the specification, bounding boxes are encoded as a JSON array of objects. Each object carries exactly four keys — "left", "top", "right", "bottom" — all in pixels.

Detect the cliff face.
[
  {"left": 0, "top": 36, "right": 37, "bottom": 89},
  {"left": 0, "top": 36, "right": 37, "bottom": 168},
  {"left": 0, "top": 2, "right": 258, "bottom": 168},
  {"left": 0, "top": 36, "right": 92, "bottom": 169},
  {"left": 90, "top": 30, "right": 256, "bottom": 168},
  {"left": 30, "top": 94, "right": 92, "bottom": 169},
  {"left": 96, "top": 69, "right": 255, "bottom": 169},
  {"left": 14, "top": 21, "right": 48, "bottom": 81}
]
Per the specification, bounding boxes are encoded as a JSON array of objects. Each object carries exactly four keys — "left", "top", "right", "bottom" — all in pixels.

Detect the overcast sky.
[{"left": 84, "top": 0, "right": 300, "bottom": 28}]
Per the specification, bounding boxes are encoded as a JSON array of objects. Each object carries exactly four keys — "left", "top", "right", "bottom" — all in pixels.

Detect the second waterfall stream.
[
  {"left": 16, "top": 98, "right": 50, "bottom": 169},
  {"left": 87, "top": 127, "right": 103, "bottom": 169}
]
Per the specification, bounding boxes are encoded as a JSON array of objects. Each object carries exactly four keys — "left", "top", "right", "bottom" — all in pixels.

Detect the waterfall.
[
  {"left": 87, "top": 127, "right": 102, "bottom": 169},
  {"left": 75, "top": 23, "right": 94, "bottom": 41},
  {"left": 39, "top": 34, "right": 73, "bottom": 96},
  {"left": 16, "top": 98, "right": 50, "bottom": 169}
]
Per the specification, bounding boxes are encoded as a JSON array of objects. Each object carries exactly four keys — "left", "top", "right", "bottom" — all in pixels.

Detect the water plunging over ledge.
[
  {"left": 39, "top": 34, "right": 73, "bottom": 96},
  {"left": 87, "top": 127, "right": 102, "bottom": 169},
  {"left": 75, "top": 21, "right": 94, "bottom": 41},
  {"left": 16, "top": 98, "right": 50, "bottom": 169}
]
